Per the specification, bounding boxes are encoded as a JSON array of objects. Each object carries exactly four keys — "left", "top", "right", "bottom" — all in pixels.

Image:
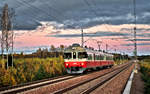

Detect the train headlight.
[
  {"left": 66, "top": 63, "right": 69, "bottom": 66},
  {"left": 81, "top": 62, "right": 84, "bottom": 66}
]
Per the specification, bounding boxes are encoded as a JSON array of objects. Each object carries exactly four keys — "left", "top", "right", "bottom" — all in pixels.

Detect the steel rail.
[
  {"left": 0, "top": 75, "right": 75, "bottom": 94},
  {"left": 81, "top": 64, "right": 132, "bottom": 94},
  {"left": 53, "top": 63, "right": 132, "bottom": 94}
]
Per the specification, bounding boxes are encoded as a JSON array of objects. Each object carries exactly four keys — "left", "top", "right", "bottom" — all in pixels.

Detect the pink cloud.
[{"left": 13, "top": 23, "right": 150, "bottom": 55}]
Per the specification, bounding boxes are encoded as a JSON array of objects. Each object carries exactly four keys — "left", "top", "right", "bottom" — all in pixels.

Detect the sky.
[{"left": 0, "top": 0, "right": 150, "bottom": 56}]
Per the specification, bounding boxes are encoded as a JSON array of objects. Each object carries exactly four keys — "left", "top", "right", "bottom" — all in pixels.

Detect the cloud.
[
  {"left": 49, "top": 31, "right": 129, "bottom": 38},
  {"left": 14, "top": 45, "right": 49, "bottom": 54},
  {"left": 48, "top": 31, "right": 61, "bottom": 34},
  {"left": 137, "top": 33, "right": 150, "bottom": 38},
  {"left": 62, "top": 13, "right": 135, "bottom": 29},
  {"left": 126, "top": 39, "right": 150, "bottom": 42},
  {"left": 0, "top": 0, "right": 150, "bottom": 30},
  {"left": 122, "top": 43, "right": 150, "bottom": 46},
  {"left": 120, "top": 28, "right": 150, "bottom": 32}
]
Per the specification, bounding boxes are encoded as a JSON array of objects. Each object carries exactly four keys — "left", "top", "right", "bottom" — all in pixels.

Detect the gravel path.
[
  {"left": 91, "top": 64, "right": 134, "bottom": 94},
  {"left": 130, "top": 64, "right": 144, "bottom": 94}
]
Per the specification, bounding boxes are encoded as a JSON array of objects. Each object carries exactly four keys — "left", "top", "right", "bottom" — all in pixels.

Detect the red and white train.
[{"left": 64, "top": 43, "right": 114, "bottom": 74}]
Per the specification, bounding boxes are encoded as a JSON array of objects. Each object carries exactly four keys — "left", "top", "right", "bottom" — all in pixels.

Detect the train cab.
[{"left": 64, "top": 44, "right": 88, "bottom": 73}]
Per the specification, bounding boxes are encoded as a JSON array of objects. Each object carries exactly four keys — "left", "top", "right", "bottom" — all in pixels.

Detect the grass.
[
  {"left": 114, "top": 59, "right": 128, "bottom": 65},
  {"left": 140, "top": 60, "right": 150, "bottom": 94}
]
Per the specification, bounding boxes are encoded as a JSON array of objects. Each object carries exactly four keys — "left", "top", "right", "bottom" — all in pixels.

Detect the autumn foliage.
[
  {"left": 140, "top": 60, "right": 150, "bottom": 94},
  {"left": 0, "top": 56, "right": 65, "bottom": 87}
]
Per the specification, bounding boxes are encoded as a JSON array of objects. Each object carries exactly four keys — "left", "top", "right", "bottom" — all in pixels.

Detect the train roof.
[
  {"left": 64, "top": 43, "right": 113, "bottom": 56},
  {"left": 64, "top": 45, "right": 86, "bottom": 52}
]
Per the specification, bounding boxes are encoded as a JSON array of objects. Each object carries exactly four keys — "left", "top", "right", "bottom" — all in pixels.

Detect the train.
[{"left": 64, "top": 43, "right": 114, "bottom": 74}]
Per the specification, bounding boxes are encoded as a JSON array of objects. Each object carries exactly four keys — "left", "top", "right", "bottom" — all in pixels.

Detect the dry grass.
[{"left": 0, "top": 56, "right": 65, "bottom": 87}]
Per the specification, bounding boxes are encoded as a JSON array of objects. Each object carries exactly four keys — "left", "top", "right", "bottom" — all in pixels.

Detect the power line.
[
  {"left": 84, "top": 0, "right": 134, "bottom": 41},
  {"left": 21, "top": 0, "right": 59, "bottom": 21},
  {"left": 133, "top": 0, "right": 137, "bottom": 59},
  {"left": 15, "top": 0, "right": 65, "bottom": 28},
  {"left": 83, "top": 0, "right": 111, "bottom": 32},
  {"left": 15, "top": 0, "right": 45, "bottom": 21},
  {"left": 82, "top": 0, "right": 112, "bottom": 48},
  {"left": 43, "top": 3, "right": 67, "bottom": 20},
  {"left": 19, "top": 0, "right": 76, "bottom": 29}
]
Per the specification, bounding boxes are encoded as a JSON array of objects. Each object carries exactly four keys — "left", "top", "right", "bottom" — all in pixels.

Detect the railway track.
[
  {"left": 54, "top": 63, "right": 133, "bottom": 94},
  {"left": 0, "top": 62, "right": 132, "bottom": 94},
  {"left": 81, "top": 64, "right": 132, "bottom": 94},
  {"left": 0, "top": 75, "right": 75, "bottom": 94},
  {"left": 0, "top": 69, "right": 103, "bottom": 94}
]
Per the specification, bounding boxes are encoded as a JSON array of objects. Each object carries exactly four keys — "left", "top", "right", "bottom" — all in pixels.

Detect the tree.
[
  {"left": 60, "top": 45, "right": 64, "bottom": 56},
  {"left": 36, "top": 48, "right": 42, "bottom": 58},
  {"left": 43, "top": 48, "right": 48, "bottom": 58},
  {"left": 50, "top": 45, "right": 56, "bottom": 57},
  {"left": 60, "top": 45, "right": 64, "bottom": 52},
  {"left": 0, "top": 4, "right": 14, "bottom": 69},
  {"left": 50, "top": 45, "right": 55, "bottom": 52}
]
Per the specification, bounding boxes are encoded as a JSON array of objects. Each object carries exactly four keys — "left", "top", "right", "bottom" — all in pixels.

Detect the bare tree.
[{"left": 0, "top": 4, "right": 14, "bottom": 68}]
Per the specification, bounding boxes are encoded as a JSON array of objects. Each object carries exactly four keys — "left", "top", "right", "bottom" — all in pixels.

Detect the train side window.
[
  {"left": 88, "top": 54, "right": 92, "bottom": 60},
  {"left": 78, "top": 52, "right": 88, "bottom": 59},
  {"left": 95, "top": 55, "right": 97, "bottom": 60},
  {"left": 100, "top": 55, "right": 104, "bottom": 60},
  {"left": 107, "top": 56, "right": 111, "bottom": 60},
  {"left": 108, "top": 56, "right": 112, "bottom": 60},
  {"left": 106, "top": 56, "right": 109, "bottom": 60},
  {"left": 111, "top": 56, "right": 113, "bottom": 60},
  {"left": 98, "top": 55, "right": 100, "bottom": 60},
  {"left": 96, "top": 55, "right": 99, "bottom": 60}
]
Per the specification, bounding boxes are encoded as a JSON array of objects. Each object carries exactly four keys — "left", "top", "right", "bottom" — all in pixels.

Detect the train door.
[
  {"left": 104, "top": 55, "right": 106, "bottom": 60},
  {"left": 93, "top": 54, "right": 95, "bottom": 61},
  {"left": 73, "top": 52, "right": 77, "bottom": 59}
]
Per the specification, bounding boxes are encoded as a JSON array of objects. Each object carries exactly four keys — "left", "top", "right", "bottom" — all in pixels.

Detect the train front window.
[
  {"left": 78, "top": 52, "right": 88, "bottom": 59},
  {"left": 64, "top": 53, "right": 72, "bottom": 59}
]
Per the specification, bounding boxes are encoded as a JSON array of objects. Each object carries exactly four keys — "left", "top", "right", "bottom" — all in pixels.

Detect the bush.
[
  {"left": 0, "top": 56, "right": 65, "bottom": 87},
  {"left": 140, "top": 62, "right": 150, "bottom": 94},
  {"left": 114, "top": 59, "right": 128, "bottom": 65},
  {"left": 34, "top": 64, "right": 46, "bottom": 80}
]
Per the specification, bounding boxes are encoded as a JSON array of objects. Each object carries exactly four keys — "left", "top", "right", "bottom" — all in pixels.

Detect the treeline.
[
  {"left": 113, "top": 53, "right": 129, "bottom": 61},
  {"left": 138, "top": 55, "right": 150, "bottom": 61},
  {"left": 8, "top": 45, "right": 65, "bottom": 59}
]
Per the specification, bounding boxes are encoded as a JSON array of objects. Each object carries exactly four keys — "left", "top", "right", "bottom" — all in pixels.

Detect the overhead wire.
[
  {"left": 84, "top": 0, "right": 134, "bottom": 41},
  {"left": 15, "top": 0, "right": 45, "bottom": 22},
  {"left": 16, "top": 0, "right": 76, "bottom": 29},
  {"left": 83, "top": 0, "right": 136, "bottom": 53},
  {"left": 83, "top": 0, "right": 111, "bottom": 33}
]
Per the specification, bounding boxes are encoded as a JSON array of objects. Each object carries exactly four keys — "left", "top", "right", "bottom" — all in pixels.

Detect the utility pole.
[
  {"left": 1, "top": 4, "right": 14, "bottom": 69},
  {"left": 106, "top": 44, "right": 108, "bottom": 52},
  {"left": 133, "top": 0, "right": 137, "bottom": 60},
  {"left": 97, "top": 41, "right": 102, "bottom": 51},
  {"left": 81, "top": 29, "right": 84, "bottom": 47}
]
